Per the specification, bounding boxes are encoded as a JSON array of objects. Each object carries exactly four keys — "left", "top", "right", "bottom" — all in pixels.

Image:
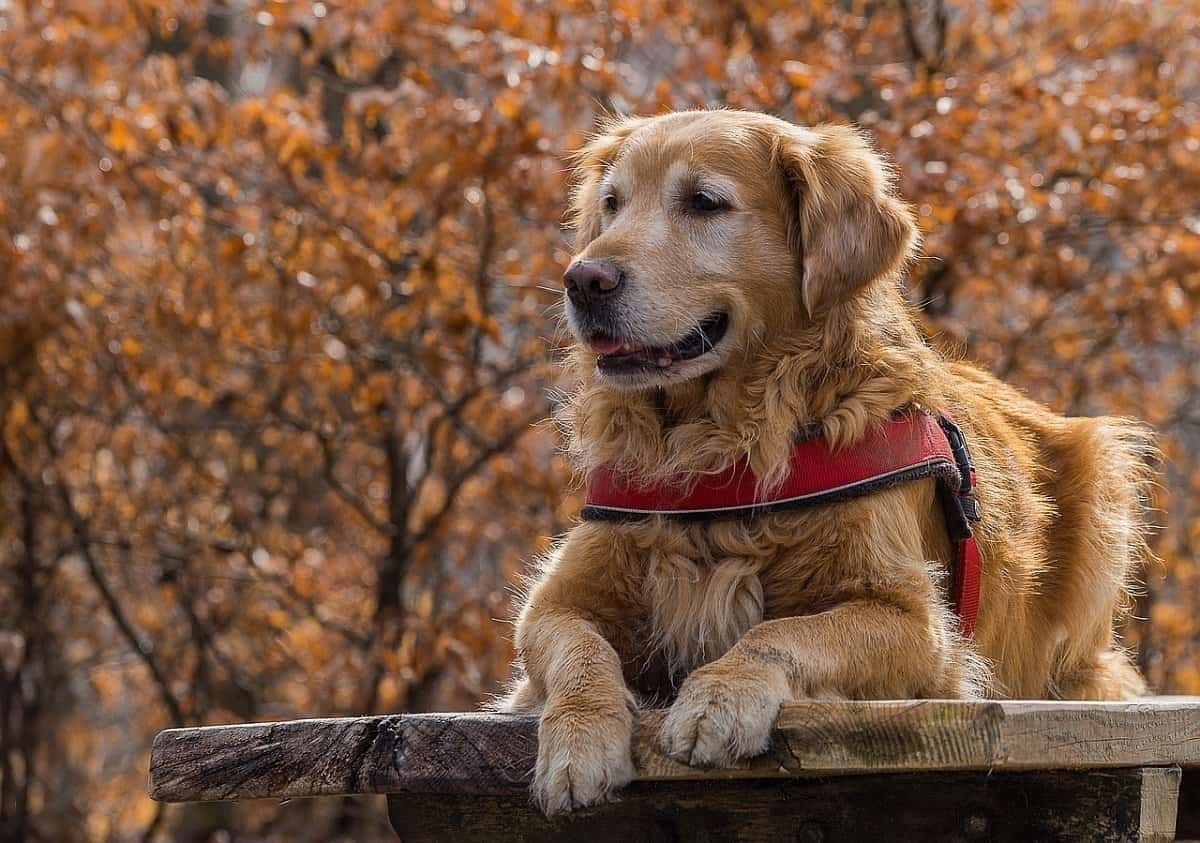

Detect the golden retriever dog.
[{"left": 497, "top": 109, "right": 1153, "bottom": 815}]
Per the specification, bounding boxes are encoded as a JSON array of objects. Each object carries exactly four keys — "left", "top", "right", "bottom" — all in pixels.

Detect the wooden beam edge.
[{"left": 148, "top": 699, "right": 1200, "bottom": 803}]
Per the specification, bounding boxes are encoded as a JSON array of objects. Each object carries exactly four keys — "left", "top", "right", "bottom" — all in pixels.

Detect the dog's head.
[{"left": 563, "top": 110, "right": 918, "bottom": 390}]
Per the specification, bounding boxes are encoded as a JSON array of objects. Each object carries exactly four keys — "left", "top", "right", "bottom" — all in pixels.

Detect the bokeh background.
[{"left": 1, "top": 0, "right": 1198, "bottom": 840}]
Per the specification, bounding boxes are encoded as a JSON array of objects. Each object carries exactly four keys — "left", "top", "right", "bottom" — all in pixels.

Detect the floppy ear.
[
  {"left": 774, "top": 123, "right": 919, "bottom": 316},
  {"left": 568, "top": 116, "right": 648, "bottom": 249}
]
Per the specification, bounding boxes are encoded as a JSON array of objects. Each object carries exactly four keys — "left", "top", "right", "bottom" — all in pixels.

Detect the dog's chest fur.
[{"left": 641, "top": 549, "right": 764, "bottom": 680}]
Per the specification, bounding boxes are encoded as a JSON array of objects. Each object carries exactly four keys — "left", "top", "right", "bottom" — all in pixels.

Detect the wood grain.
[
  {"left": 1140, "top": 767, "right": 1184, "bottom": 843},
  {"left": 148, "top": 699, "right": 1200, "bottom": 803},
  {"left": 149, "top": 712, "right": 538, "bottom": 801}
]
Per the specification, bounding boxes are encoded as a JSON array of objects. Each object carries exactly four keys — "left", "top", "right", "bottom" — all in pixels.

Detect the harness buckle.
[
  {"left": 959, "top": 495, "right": 982, "bottom": 522},
  {"left": 937, "top": 415, "right": 976, "bottom": 494}
]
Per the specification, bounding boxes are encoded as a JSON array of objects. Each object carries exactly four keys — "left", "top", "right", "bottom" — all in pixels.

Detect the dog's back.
[{"left": 944, "top": 361, "right": 1152, "bottom": 698}]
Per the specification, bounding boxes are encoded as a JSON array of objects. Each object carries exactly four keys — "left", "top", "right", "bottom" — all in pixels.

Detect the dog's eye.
[
  {"left": 688, "top": 190, "right": 726, "bottom": 214},
  {"left": 602, "top": 193, "right": 620, "bottom": 214}
]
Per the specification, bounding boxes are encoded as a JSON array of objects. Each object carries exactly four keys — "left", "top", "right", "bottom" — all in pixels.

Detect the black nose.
[{"left": 563, "top": 259, "right": 624, "bottom": 307}]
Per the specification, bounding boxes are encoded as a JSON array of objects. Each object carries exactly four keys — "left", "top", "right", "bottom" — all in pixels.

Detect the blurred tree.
[{"left": 0, "top": 0, "right": 1197, "bottom": 840}]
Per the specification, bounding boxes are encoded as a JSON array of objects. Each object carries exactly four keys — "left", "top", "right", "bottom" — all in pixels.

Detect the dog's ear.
[
  {"left": 568, "top": 116, "right": 648, "bottom": 248},
  {"left": 774, "top": 123, "right": 919, "bottom": 316}
]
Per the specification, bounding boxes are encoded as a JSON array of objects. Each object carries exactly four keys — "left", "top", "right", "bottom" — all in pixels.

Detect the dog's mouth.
[{"left": 588, "top": 312, "right": 729, "bottom": 375}]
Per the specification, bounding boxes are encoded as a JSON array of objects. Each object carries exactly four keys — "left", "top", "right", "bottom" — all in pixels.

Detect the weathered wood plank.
[
  {"left": 638, "top": 699, "right": 1200, "bottom": 782},
  {"left": 148, "top": 700, "right": 1200, "bottom": 803},
  {"left": 386, "top": 767, "right": 1180, "bottom": 843},
  {"left": 150, "top": 712, "right": 538, "bottom": 802},
  {"left": 1141, "top": 767, "right": 1183, "bottom": 843}
]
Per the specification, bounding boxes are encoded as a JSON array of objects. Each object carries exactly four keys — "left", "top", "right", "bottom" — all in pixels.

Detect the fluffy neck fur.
[{"left": 560, "top": 281, "right": 944, "bottom": 490}]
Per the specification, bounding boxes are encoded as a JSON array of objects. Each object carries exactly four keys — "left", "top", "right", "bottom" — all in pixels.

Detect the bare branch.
[
  {"left": 37, "top": 426, "right": 186, "bottom": 727},
  {"left": 412, "top": 409, "right": 543, "bottom": 548}
]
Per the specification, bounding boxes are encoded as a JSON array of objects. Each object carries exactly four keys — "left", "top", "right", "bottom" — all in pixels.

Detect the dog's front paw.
[
  {"left": 659, "top": 662, "right": 786, "bottom": 768},
  {"left": 533, "top": 697, "right": 635, "bottom": 815}
]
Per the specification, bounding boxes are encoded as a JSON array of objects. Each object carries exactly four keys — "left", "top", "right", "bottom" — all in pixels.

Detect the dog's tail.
[
  {"left": 1047, "top": 415, "right": 1158, "bottom": 699},
  {"left": 1093, "top": 416, "right": 1160, "bottom": 613}
]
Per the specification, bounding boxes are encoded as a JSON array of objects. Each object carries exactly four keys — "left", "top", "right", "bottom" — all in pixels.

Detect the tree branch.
[
  {"left": 38, "top": 427, "right": 186, "bottom": 727},
  {"left": 412, "top": 409, "right": 543, "bottom": 548}
]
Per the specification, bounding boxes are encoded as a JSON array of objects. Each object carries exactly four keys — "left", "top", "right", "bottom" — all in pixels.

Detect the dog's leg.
[
  {"left": 1053, "top": 647, "right": 1147, "bottom": 700},
  {"left": 517, "top": 607, "right": 637, "bottom": 814},
  {"left": 659, "top": 597, "right": 965, "bottom": 767},
  {"left": 489, "top": 674, "right": 545, "bottom": 715},
  {"left": 509, "top": 537, "right": 638, "bottom": 814}
]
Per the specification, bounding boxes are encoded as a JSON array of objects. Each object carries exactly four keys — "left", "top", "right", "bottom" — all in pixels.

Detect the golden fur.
[{"left": 497, "top": 110, "right": 1154, "bottom": 815}]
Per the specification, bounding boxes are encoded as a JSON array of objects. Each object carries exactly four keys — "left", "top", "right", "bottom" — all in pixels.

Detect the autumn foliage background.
[{"left": 1, "top": 0, "right": 1199, "bottom": 840}]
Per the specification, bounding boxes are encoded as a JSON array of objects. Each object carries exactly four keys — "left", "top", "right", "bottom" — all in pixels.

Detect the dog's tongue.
[{"left": 589, "top": 336, "right": 640, "bottom": 355}]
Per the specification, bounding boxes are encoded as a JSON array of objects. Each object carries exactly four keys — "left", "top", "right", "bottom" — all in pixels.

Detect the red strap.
[
  {"left": 584, "top": 410, "right": 982, "bottom": 637},
  {"left": 953, "top": 536, "right": 981, "bottom": 638},
  {"left": 587, "top": 413, "right": 959, "bottom": 515}
]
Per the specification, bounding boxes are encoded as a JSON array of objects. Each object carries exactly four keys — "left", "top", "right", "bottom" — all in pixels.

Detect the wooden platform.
[{"left": 149, "top": 699, "right": 1200, "bottom": 841}]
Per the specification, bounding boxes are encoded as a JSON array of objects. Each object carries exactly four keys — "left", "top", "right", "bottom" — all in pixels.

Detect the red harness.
[{"left": 582, "top": 410, "right": 983, "bottom": 637}]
